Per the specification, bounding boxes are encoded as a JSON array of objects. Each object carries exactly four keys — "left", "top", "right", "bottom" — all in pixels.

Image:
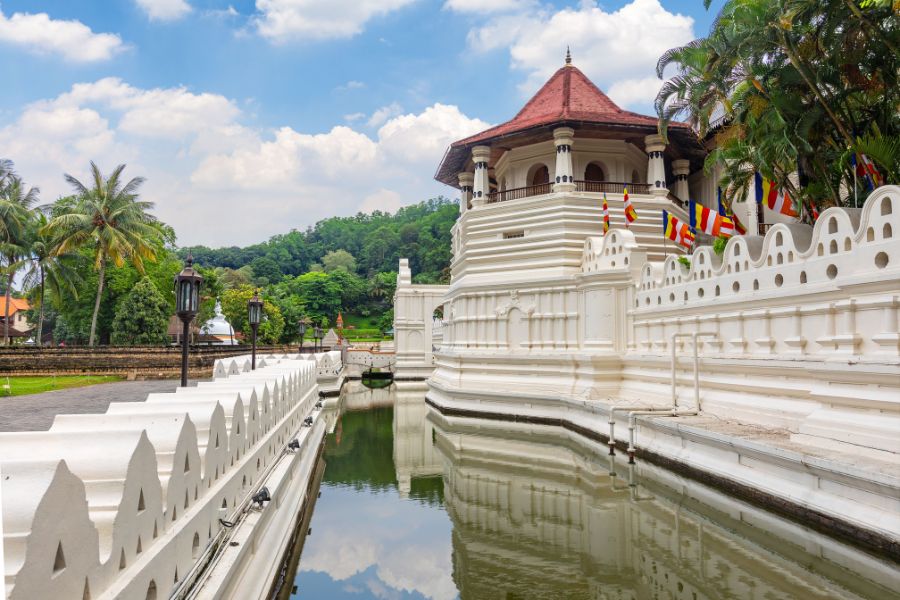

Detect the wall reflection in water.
[
  {"left": 428, "top": 407, "right": 899, "bottom": 600},
  {"left": 292, "top": 383, "right": 899, "bottom": 600}
]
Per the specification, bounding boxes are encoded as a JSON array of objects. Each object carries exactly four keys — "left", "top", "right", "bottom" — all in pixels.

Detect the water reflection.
[{"left": 291, "top": 383, "right": 899, "bottom": 600}]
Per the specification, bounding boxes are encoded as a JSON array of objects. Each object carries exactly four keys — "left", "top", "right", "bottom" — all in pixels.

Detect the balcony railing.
[
  {"left": 485, "top": 181, "right": 652, "bottom": 204},
  {"left": 575, "top": 180, "right": 651, "bottom": 195},
  {"left": 486, "top": 183, "right": 552, "bottom": 203}
]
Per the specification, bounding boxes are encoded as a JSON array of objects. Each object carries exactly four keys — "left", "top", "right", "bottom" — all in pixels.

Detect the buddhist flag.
[
  {"left": 691, "top": 199, "right": 735, "bottom": 238},
  {"left": 755, "top": 172, "right": 798, "bottom": 218},
  {"left": 807, "top": 201, "right": 820, "bottom": 221},
  {"left": 663, "top": 210, "right": 694, "bottom": 249},
  {"left": 853, "top": 153, "right": 884, "bottom": 191},
  {"left": 718, "top": 187, "right": 747, "bottom": 234},
  {"left": 602, "top": 194, "right": 610, "bottom": 234},
  {"left": 624, "top": 187, "right": 637, "bottom": 223}
]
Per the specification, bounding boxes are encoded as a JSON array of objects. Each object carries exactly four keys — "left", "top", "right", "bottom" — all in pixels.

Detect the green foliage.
[
  {"left": 183, "top": 197, "right": 457, "bottom": 282},
  {"left": 677, "top": 256, "right": 691, "bottom": 270},
  {"left": 110, "top": 277, "right": 170, "bottom": 345},
  {"left": 274, "top": 271, "right": 341, "bottom": 325},
  {"left": 321, "top": 249, "right": 357, "bottom": 273},
  {"left": 220, "top": 285, "right": 284, "bottom": 344},
  {"left": 657, "top": 0, "right": 898, "bottom": 212},
  {"left": 712, "top": 236, "right": 728, "bottom": 256},
  {"left": 43, "top": 162, "right": 166, "bottom": 345}
]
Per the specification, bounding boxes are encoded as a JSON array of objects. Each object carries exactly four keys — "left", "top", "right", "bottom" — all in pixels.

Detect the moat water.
[{"left": 286, "top": 382, "right": 899, "bottom": 600}]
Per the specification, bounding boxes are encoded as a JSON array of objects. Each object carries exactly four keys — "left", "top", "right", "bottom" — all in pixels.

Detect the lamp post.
[
  {"left": 314, "top": 325, "right": 323, "bottom": 352},
  {"left": 248, "top": 289, "right": 263, "bottom": 370},
  {"left": 298, "top": 320, "right": 308, "bottom": 353},
  {"left": 174, "top": 255, "right": 203, "bottom": 387}
]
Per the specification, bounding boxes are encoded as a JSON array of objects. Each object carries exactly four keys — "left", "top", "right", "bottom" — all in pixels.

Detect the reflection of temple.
[
  {"left": 428, "top": 410, "right": 899, "bottom": 600},
  {"left": 392, "top": 382, "right": 443, "bottom": 498}
]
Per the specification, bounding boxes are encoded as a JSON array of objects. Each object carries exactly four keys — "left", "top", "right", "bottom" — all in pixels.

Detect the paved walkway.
[{"left": 0, "top": 379, "right": 189, "bottom": 432}]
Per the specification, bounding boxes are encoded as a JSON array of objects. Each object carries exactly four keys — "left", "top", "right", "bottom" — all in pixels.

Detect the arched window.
[
  {"left": 631, "top": 169, "right": 640, "bottom": 183},
  {"left": 584, "top": 162, "right": 605, "bottom": 182},
  {"left": 530, "top": 165, "right": 549, "bottom": 186}
]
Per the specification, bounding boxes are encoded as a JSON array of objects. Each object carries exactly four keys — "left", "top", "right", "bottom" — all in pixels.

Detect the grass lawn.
[{"left": 0, "top": 375, "right": 125, "bottom": 397}]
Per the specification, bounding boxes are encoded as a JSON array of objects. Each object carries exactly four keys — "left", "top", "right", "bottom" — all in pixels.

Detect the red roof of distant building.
[
  {"left": 2, "top": 298, "right": 30, "bottom": 318},
  {"left": 456, "top": 64, "right": 676, "bottom": 147}
]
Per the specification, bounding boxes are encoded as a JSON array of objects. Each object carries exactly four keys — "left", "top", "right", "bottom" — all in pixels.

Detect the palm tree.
[
  {"left": 45, "top": 162, "right": 161, "bottom": 346},
  {"left": 0, "top": 175, "right": 38, "bottom": 344},
  {"left": 21, "top": 212, "right": 80, "bottom": 344}
]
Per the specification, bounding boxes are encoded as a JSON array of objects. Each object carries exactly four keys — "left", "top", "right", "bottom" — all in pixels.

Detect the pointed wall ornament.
[{"left": 565, "top": 46, "right": 572, "bottom": 65}]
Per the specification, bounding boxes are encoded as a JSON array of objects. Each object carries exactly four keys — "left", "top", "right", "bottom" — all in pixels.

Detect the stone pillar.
[
  {"left": 672, "top": 159, "right": 690, "bottom": 202},
  {"left": 458, "top": 172, "right": 474, "bottom": 213},
  {"left": 645, "top": 134, "right": 669, "bottom": 197},
  {"left": 553, "top": 127, "right": 576, "bottom": 192},
  {"left": 471, "top": 146, "right": 491, "bottom": 207}
]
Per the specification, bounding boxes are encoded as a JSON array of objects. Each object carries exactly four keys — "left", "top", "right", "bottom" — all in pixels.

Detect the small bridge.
[{"left": 344, "top": 347, "right": 395, "bottom": 378}]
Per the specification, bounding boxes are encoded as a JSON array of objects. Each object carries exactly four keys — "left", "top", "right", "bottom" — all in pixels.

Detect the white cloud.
[
  {"left": 134, "top": 0, "right": 192, "bottom": 21},
  {"left": 367, "top": 103, "right": 403, "bottom": 128},
  {"left": 607, "top": 76, "right": 664, "bottom": 108},
  {"left": 344, "top": 112, "right": 366, "bottom": 123},
  {"left": 468, "top": 0, "right": 694, "bottom": 110},
  {"left": 444, "top": 0, "right": 534, "bottom": 13},
  {"left": 0, "top": 79, "right": 488, "bottom": 247},
  {"left": 360, "top": 189, "right": 403, "bottom": 214},
  {"left": 336, "top": 80, "right": 367, "bottom": 92},
  {"left": 0, "top": 9, "right": 125, "bottom": 63},
  {"left": 254, "top": 0, "right": 418, "bottom": 42}
]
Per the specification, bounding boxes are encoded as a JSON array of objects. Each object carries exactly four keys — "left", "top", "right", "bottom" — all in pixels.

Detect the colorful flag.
[
  {"left": 624, "top": 187, "right": 637, "bottom": 224},
  {"left": 807, "top": 201, "right": 820, "bottom": 221},
  {"left": 691, "top": 199, "right": 734, "bottom": 238},
  {"left": 663, "top": 210, "right": 694, "bottom": 249},
  {"left": 853, "top": 153, "right": 883, "bottom": 191},
  {"left": 602, "top": 194, "right": 610, "bottom": 234},
  {"left": 718, "top": 186, "right": 747, "bottom": 234},
  {"left": 755, "top": 172, "right": 798, "bottom": 218}
]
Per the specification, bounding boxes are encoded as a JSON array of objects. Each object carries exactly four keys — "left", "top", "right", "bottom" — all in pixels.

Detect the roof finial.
[{"left": 565, "top": 46, "right": 572, "bottom": 65}]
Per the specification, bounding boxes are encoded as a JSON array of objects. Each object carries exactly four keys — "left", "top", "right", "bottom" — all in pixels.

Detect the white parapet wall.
[{"left": 1, "top": 354, "right": 325, "bottom": 600}]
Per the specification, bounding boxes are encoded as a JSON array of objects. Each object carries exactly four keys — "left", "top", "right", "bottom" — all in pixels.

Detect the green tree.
[
  {"left": 656, "top": 0, "right": 898, "bottom": 212},
  {"left": 275, "top": 272, "right": 342, "bottom": 323},
  {"left": 110, "top": 277, "right": 170, "bottom": 345},
  {"left": 44, "top": 163, "right": 163, "bottom": 346},
  {"left": 21, "top": 212, "right": 81, "bottom": 344},
  {"left": 321, "top": 249, "right": 357, "bottom": 273},
  {"left": 220, "top": 285, "right": 284, "bottom": 344},
  {"left": 0, "top": 174, "right": 38, "bottom": 344}
]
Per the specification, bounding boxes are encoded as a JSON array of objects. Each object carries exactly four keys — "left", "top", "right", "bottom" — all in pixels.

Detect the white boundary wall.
[{"left": 2, "top": 353, "right": 324, "bottom": 600}]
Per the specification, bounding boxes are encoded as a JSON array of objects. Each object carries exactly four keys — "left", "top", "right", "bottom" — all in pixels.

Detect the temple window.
[
  {"left": 529, "top": 164, "right": 550, "bottom": 186},
  {"left": 584, "top": 162, "right": 606, "bottom": 182}
]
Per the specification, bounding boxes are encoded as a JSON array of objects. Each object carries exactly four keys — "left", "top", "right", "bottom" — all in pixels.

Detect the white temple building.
[
  {"left": 395, "top": 55, "right": 900, "bottom": 557},
  {"left": 200, "top": 301, "right": 237, "bottom": 345}
]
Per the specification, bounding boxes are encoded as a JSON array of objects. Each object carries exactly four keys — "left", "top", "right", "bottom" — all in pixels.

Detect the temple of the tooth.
[{"left": 394, "top": 57, "right": 900, "bottom": 558}]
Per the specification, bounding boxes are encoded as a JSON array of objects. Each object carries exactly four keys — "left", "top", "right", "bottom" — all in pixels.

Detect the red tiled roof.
[
  {"left": 2, "top": 297, "right": 30, "bottom": 318},
  {"left": 455, "top": 64, "right": 681, "bottom": 147}
]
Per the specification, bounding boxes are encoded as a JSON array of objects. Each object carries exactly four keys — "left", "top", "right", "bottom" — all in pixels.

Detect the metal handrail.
[
  {"left": 575, "top": 181, "right": 651, "bottom": 195},
  {"left": 485, "top": 181, "right": 653, "bottom": 203}
]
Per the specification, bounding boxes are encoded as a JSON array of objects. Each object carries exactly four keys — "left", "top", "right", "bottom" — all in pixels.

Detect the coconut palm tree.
[
  {"left": 45, "top": 162, "right": 161, "bottom": 346},
  {"left": 21, "top": 212, "right": 81, "bottom": 344},
  {"left": 0, "top": 175, "right": 38, "bottom": 344},
  {"left": 657, "top": 0, "right": 898, "bottom": 210}
]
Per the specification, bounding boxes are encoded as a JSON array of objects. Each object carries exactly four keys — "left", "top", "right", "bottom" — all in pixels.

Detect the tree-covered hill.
[{"left": 183, "top": 197, "right": 457, "bottom": 285}]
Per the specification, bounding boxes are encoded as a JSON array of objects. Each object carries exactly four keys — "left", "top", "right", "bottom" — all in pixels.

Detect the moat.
[{"left": 285, "top": 382, "right": 899, "bottom": 600}]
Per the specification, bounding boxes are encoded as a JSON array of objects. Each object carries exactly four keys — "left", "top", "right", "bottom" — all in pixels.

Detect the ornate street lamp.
[
  {"left": 298, "top": 320, "right": 308, "bottom": 353},
  {"left": 314, "top": 325, "right": 323, "bottom": 352},
  {"left": 248, "top": 289, "right": 263, "bottom": 370},
  {"left": 174, "top": 255, "right": 203, "bottom": 387}
]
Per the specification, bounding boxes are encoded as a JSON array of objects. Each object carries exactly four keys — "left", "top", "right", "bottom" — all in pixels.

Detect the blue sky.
[{"left": 0, "top": 0, "right": 718, "bottom": 246}]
